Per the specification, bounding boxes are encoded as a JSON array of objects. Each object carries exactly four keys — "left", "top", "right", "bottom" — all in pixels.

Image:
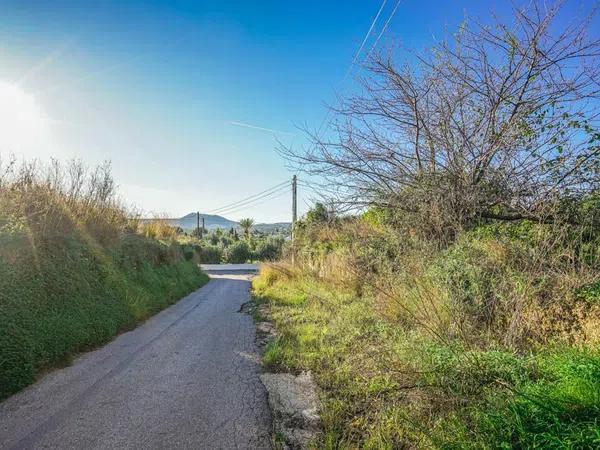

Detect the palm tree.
[{"left": 238, "top": 218, "right": 254, "bottom": 240}]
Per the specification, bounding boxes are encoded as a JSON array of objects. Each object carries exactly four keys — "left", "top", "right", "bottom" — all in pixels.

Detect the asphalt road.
[{"left": 0, "top": 268, "right": 271, "bottom": 450}]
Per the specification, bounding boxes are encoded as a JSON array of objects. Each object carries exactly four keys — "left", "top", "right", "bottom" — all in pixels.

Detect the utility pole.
[
  {"left": 196, "top": 212, "right": 200, "bottom": 238},
  {"left": 201, "top": 217, "right": 205, "bottom": 239},
  {"left": 292, "top": 175, "right": 297, "bottom": 264}
]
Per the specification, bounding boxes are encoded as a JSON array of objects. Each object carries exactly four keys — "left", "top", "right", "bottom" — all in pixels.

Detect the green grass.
[
  {"left": 0, "top": 232, "right": 208, "bottom": 399},
  {"left": 253, "top": 273, "right": 600, "bottom": 449}
]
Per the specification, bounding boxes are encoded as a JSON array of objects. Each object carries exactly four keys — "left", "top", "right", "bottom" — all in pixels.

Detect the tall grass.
[
  {"left": 0, "top": 157, "right": 208, "bottom": 399},
  {"left": 253, "top": 211, "right": 600, "bottom": 448}
]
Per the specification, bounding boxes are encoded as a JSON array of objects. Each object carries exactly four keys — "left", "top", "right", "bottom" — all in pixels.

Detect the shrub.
[
  {"left": 256, "top": 205, "right": 600, "bottom": 447},
  {"left": 253, "top": 236, "right": 284, "bottom": 261},
  {"left": 0, "top": 158, "right": 209, "bottom": 399},
  {"left": 223, "top": 240, "right": 251, "bottom": 263},
  {"left": 198, "top": 245, "right": 222, "bottom": 264},
  {"left": 140, "top": 219, "right": 179, "bottom": 240},
  {"left": 181, "top": 244, "right": 201, "bottom": 262}
]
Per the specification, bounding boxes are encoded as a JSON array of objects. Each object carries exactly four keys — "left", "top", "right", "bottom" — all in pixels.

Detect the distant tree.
[
  {"left": 223, "top": 240, "right": 251, "bottom": 264},
  {"left": 191, "top": 227, "right": 205, "bottom": 238},
  {"left": 253, "top": 236, "right": 285, "bottom": 261},
  {"left": 239, "top": 218, "right": 254, "bottom": 239},
  {"left": 208, "top": 231, "right": 219, "bottom": 245},
  {"left": 228, "top": 227, "right": 240, "bottom": 241},
  {"left": 305, "top": 203, "right": 330, "bottom": 224}
]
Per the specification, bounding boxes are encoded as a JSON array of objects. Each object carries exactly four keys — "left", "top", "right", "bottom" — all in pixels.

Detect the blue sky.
[{"left": 0, "top": 0, "right": 596, "bottom": 221}]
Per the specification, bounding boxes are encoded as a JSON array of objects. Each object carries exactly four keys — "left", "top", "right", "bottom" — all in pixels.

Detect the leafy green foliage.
[
  {"left": 0, "top": 158, "right": 210, "bottom": 400},
  {"left": 223, "top": 240, "right": 251, "bottom": 263},
  {"left": 305, "top": 202, "right": 329, "bottom": 224},
  {"left": 195, "top": 228, "right": 285, "bottom": 263},
  {"left": 254, "top": 201, "right": 600, "bottom": 448},
  {"left": 577, "top": 281, "right": 600, "bottom": 304},
  {"left": 254, "top": 271, "right": 600, "bottom": 449},
  {"left": 198, "top": 244, "right": 223, "bottom": 263},
  {"left": 252, "top": 236, "right": 285, "bottom": 261},
  {"left": 0, "top": 230, "right": 208, "bottom": 400},
  {"left": 239, "top": 218, "right": 254, "bottom": 239}
]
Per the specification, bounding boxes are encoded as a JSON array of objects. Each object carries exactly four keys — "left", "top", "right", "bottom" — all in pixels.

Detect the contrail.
[
  {"left": 16, "top": 39, "right": 74, "bottom": 86},
  {"left": 39, "top": 33, "right": 190, "bottom": 96},
  {"left": 40, "top": 56, "right": 143, "bottom": 96},
  {"left": 227, "top": 121, "right": 294, "bottom": 135}
]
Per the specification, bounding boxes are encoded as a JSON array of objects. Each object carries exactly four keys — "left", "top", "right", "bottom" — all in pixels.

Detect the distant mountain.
[
  {"left": 146, "top": 213, "right": 291, "bottom": 234},
  {"left": 173, "top": 213, "right": 238, "bottom": 230}
]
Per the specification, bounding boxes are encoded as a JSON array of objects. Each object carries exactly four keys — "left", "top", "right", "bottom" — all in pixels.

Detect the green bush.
[
  {"left": 223, "top": 240, "right": 251, "bottom": 263},
  {"left": 254, "top": 206, "right": 600, "bottom": 448},
  {"left": 253, "top": 236, "right": 284, "bottom": 261},
  {"left": 0, "top": 231, "right": 208, "bottom": 399},
  {"left": 0, "top": 159, "right": 211, "bottom": 399},
  {"left": 198, "top": 244, "right": 222, "bottom": 263},
  {"left": 181, "top": 243, "right": 202, "bottom": 261},
  {"left": 254, "top": 270, "right": 600, "bottom": 449}
]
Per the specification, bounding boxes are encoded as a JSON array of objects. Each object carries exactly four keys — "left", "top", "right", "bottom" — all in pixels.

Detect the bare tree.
[{"left": 281, "top": 1, "right": 600, "bottom": 237}]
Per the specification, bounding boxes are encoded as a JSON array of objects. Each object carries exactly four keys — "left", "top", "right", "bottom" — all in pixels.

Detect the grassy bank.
[
  {"left": 0, "top": 160, "right": 208, "bottom": 399},
  {"left": 252, "top": 217, "right": 600, "bottom": 449}
]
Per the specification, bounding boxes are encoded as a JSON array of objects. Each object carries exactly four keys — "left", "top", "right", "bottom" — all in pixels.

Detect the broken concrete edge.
[
  {"left": 260, "top": 372, "right": 322, "bottom": 450},
  {"left": 241, "top": 295, "right": 323, "bottom": 449}
]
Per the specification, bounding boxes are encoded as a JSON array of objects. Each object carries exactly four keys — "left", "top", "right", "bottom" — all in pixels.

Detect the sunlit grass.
[
  {"left": 0, "top": 158, "right": 209, "bottom": 398},
  {"left": 253, "top": 266, "right": 600, "bottom": 449}
]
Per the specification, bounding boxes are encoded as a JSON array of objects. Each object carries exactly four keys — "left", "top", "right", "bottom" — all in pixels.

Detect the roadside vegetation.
[
  {"left": 0, "top": 158, "right": 208, "bottom": 399},
  {"left": 255, "top": 211, "right": 600, "bottom": 448},
  {"left": 255, "top": 3, "right": 600, "bottom": 448},
  {"left": 141, "top": 216, "right": 285, "bottom": 264}
]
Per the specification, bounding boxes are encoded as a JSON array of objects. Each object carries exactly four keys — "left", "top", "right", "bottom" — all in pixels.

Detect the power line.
[
  {"left": 209, "top": 184, "right": 291, "bottom": 216},
  {"left": 368, "top": 0, "right": 402, "bottom": 54},
  {"left": 296, "top": 0, "right": 402, "bottom": 202},
  {"left": 213, "top": 187, "right": 292, "bottom": 217},
  {"left": 206, "top": 181, "right": 289, "bottom": 214},
  {"left": 343, "top": 0, "right": 388, "bottom": 82},
  {"left": 209, "top": 185, "right": 290, "bottom": 216},
  {"left": 315, "top": 0, "right": 400, "bottom": 139}
]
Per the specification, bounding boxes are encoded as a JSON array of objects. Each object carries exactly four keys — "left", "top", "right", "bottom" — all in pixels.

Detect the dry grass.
[
  {"left": 255, "top": 215, "right": 600, "bottom": 447},
  {"left": 0, "top": 157, "right": 131, "bottom": 244},
  {"left": 0, "top": 156, "right": 208, "bottom": 399},
  {"left": 140, "top": 215, "right": 180, "bottom": 240}
]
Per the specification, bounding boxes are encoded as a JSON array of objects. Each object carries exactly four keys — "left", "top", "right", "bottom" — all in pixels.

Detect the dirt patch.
[{"left": 241, "top": 300, "right": 278, "bottom": 348}]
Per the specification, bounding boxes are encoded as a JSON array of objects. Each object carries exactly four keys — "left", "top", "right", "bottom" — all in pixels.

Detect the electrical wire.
[
  {"left": 208, "top": 185, "right": 291, "bottom": 216},
  {"left": 205, "top": 180, "right": 289, "bottom": 214},
  {"left": 315, "top": 0, "right": 401, "bottom": 138},
  {"left": 343, "top": 0, "right": 388, "bottom": 83},
  {"left": 367, "top": 0, "right": 402, "bottom": 54},
  {"left": 212, "top": 187, "right": 292, "bottom": 217}
]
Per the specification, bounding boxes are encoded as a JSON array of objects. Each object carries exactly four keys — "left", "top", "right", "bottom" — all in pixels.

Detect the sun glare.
[{"left": 0, "top": 81, "right": 49, "bottom": 152}]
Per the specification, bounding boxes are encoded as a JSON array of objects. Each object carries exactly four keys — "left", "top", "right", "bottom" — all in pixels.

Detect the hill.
[
  {"left": 173, "top": 213, "right": 238, "bottom": 230},
  {"left": 155, "top": 213, "right": 291, "bottom": 234}
]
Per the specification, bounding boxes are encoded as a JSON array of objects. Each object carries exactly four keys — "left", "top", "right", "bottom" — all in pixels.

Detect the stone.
[{"left": 260, "top": 371, "right": 321, "bottom": 449}]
